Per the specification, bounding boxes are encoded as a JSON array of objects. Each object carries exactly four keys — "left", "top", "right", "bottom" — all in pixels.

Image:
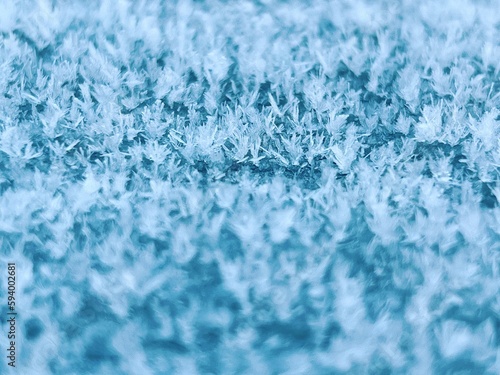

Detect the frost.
[
  {"left": 1, "top": 0, "right": 499, "bottom": 373},
  {"left": 398, "top": 66, "right": 421, "bottom": 111},
  {"left": 415, "top": 103, "right": 443, "bottom": 142},
  {"left": 268, "top": 207, "right": 296, "bottom": 243}
]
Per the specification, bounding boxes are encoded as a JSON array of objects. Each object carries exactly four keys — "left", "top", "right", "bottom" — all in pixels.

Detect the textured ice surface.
[{"left": 0, "top": 0, "right": 500, "bottom": 374}]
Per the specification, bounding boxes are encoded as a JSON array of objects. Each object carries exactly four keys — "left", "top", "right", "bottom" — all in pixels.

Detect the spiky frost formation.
[{"left": 1, "top": 0, "right": 500, "bottom": 374}]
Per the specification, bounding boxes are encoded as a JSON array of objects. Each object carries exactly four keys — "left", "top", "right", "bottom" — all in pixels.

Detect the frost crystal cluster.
[{"left": 0, "top": 0, "right": 499, "bottom": 374}]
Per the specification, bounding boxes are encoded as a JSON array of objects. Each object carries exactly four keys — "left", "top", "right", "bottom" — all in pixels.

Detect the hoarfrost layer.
[{"left": 0, "top": 0, "right": 499, "bottom": 374}]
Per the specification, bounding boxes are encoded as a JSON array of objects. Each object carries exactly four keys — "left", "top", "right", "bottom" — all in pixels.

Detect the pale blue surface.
[{"left": 0, "top": 0, "right": 499, "bottom": 374}]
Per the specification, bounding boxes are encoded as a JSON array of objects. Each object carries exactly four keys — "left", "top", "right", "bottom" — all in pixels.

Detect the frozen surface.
[{"left": 0, "top": 0, "right": 500, "bottom": 373}]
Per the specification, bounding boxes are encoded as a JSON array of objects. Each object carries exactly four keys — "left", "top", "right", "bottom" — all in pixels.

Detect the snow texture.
[{"left": 0, "top": 0, "right": 500, "bottom": 374}]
